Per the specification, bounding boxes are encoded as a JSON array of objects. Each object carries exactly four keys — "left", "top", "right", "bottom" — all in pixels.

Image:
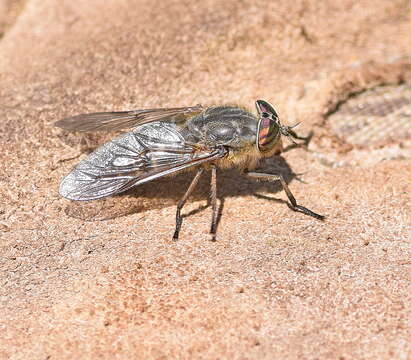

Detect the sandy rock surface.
[{"left": 1, "top": 0, "right": 410, "bottom": 359}]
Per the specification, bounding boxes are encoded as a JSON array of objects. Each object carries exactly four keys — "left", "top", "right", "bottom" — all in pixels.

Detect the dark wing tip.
[
  {"left": 54, "top": 112, "right": 138, "bottom": 132},
  {"left": 54, "top": 116, "right": 77, "bottom": 130},
  {"left": 54, "top": 113, "right": 97, "bottom": 132},
  {"left": 54, "top": 105, "right": 205, "bottom": 133}
]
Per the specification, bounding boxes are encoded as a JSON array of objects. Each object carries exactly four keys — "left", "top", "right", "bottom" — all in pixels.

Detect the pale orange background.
[{"left": 0, "top": 1, "right": 410, "bottom": 359}]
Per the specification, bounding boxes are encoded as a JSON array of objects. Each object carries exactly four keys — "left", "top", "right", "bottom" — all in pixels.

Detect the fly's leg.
[
  {"left": 245, "top": 171, "right": 325, "bottom": 220},
  {"left": 173, "top": 168, "right": 204, "bottom": 240},
  {"left": 210, "top": 165, "right": 218, "bottom": 241}
]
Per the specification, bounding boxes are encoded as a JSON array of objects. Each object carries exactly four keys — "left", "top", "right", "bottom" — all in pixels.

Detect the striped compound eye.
[
  {"left": 255, "top": 100, "right": 281, "bottom": 152},
  {"left": 257, "top": 115, "right": 280, "bottom": 152}
]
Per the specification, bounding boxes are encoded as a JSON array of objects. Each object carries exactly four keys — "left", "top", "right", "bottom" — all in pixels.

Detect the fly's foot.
[{"left": 287, "top": 203, "right": 325, "bottom": 220}]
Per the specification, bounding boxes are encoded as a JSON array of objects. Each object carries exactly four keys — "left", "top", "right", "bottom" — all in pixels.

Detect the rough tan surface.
[{"left": 1, "top": 1, "right": 411, "bottom": 359}]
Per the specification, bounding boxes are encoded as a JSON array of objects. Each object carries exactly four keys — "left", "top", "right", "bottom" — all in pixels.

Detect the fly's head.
[{"left": 255, "top": 100, "right": 301, "bottom": 157}]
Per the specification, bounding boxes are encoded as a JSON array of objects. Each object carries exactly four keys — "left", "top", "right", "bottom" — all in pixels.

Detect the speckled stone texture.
[{"left": 0, "top": 1, "right": 410, "bottom": 359}]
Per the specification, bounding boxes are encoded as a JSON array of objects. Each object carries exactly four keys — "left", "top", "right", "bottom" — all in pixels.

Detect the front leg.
[{"left": 245, "top": 170, "right": 325, "bottom": 220}]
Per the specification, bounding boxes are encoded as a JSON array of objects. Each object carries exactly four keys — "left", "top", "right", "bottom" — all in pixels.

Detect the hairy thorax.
[{"left": 182, "top": 105, "right": 284, "bottom": 172}]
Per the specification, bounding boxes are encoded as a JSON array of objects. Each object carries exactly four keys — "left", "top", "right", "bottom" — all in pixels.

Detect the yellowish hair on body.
[{"left": 212, "top": 136, "right": 283, "bottom": 171}]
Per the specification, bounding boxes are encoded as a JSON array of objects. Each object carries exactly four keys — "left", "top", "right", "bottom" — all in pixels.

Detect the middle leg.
[
  {"left": 173, "top": 167, "right": 204, "bottom": 240},
  {"left": 209, "top": 164, "right": 218, "bottom": 241}
]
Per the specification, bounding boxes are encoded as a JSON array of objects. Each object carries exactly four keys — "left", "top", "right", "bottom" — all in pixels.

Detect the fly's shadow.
[{"left": 64, "top": 155, "right": 302, "bottom": 222}]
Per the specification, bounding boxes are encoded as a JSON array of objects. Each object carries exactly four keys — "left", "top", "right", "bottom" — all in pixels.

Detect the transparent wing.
[
  {"left": 55, "top": 105, "right": 204, "bottom": 132},
  {"left": 59, "top": 121, "right": 227, "bottom": 201}
]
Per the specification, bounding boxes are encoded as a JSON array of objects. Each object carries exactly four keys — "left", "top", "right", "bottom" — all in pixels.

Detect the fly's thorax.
[{"left": 187, "top": 105, "right": 258, "bottom": 147}]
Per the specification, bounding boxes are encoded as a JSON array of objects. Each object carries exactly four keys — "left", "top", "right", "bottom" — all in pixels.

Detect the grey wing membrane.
[
  {"left": 59, "top": 122, "right": 226, "bottom": 201},
  {"left": 54, "top": 105, "right": 204, "bottom": 132}
]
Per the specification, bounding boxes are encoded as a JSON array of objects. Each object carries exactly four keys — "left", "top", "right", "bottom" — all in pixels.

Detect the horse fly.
[{"left": 55, "top": 100, "right": 324, "bottom": 240}]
